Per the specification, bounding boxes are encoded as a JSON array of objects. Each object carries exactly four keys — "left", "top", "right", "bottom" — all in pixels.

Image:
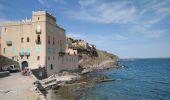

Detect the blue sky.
[{"left": 0, "top": 0, "right": 170, "bottom": 58}]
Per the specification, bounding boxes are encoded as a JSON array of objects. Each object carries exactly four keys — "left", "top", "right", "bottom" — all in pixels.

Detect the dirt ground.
[{"left": 0, "top": 72, "right": 40, "bottom": 100}]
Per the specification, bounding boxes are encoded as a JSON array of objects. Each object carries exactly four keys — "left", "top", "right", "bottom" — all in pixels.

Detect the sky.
[{"left": 0, "top": 0, "right": 170, "bottom": 58}]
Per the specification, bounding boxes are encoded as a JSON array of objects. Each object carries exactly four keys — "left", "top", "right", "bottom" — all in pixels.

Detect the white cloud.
[
  {"left": 65, "top": 0, "right": 170, "bottom": 38},
  {"left": 129, "top": 0, "right": 170, "bottom": 38},
  {"left": 66, "top": 0, "right": 137, "bottom": 24}
]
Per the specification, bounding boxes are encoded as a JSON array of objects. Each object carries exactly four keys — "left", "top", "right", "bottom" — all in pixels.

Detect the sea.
[{"left": 80, "top": 58, "right": 170, "bottom": 100}]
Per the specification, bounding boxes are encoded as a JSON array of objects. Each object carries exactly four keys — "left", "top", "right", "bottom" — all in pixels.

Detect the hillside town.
[{"left": 66, "top": 37, "right": 97, "bottom": 56}]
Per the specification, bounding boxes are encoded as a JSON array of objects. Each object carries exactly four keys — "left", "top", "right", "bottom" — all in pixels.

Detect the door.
[{"left": 21, "top": 61, "right": 28, "bottom": 70}]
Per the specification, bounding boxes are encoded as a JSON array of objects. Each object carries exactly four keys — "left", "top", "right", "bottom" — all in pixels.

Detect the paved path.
[{"left": 0, "top": 73, "right": 39, "bottom": 100}]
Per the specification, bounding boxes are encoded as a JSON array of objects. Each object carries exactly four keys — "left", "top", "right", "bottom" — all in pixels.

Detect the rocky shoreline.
[
  {"left": 33, "top": 50, "right": 120, "bottom": 100},
  {"left": 46, "top": 66, "right": 121, "bottom": 100},
  {"left": 38, "top": 64, "right": 120, "bottom": 100}
]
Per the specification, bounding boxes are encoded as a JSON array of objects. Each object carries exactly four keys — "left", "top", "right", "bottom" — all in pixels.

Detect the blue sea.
[{"left": 81, "top": 58, "right": 170, "bottom": 100}]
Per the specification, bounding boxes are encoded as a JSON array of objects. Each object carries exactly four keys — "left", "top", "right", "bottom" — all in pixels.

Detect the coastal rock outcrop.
[{"left": 79, "top": 50, "right": 119, "bottom": 73}]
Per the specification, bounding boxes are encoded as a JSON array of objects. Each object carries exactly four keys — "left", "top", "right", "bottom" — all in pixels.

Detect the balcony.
[
  {"left": 6, "top": 41, "right": 12, "bottom": 46},
  {"left": 35, "top": 40, "right": 41, "bottom": 44}
]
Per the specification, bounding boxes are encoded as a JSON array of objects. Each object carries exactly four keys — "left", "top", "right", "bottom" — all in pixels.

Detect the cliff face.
[{"left": 78, "top": 50, "right": 119, "bottom": 70}]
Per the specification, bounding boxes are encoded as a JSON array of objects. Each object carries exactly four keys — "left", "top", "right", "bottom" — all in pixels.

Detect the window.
[
  {"left": 21, "top": 37, "right": 24, "bottom": 43},
  {"left": 59, "top": 48, "right": 62, "bottom": 52},
  {"left": 48, "top": 56, "right": 50, "bottom": 60},
  {"left": 53, "top": 56, "right": 55, "bottom": 60},
  {"left": 53, "top": 37, "right": 55, "bottom": 45},
  {"left": 38, "top": 35, "right": 40, "bottom": 42},
  {"left": 36, "top": 25, "right": 41, "bottom": 33},
  {"left": 7, "top": 40, "right": 12, "bottom": 46},
  {"left": 66, "top": 57, "right": 68, "bottom": 62},
  {"left": 36, "top": 35, "right": 41, "bottom": 44},
  {"left": 53, "top": 47, "right": 56, "bottom": 53},
  {"left": 27, "top": 37, "right": 29, "bottom": 42},
  {"left": 38, "top": 17, "right": 40, "bottom": 20},
  {"left": 35, "top": 47, "right": 41, "bottom": 53},
  {"left": 48, "top": 47, "right": 51, "bottom": 53},
  {"left": 60, "top": 40, "right": 62, "bottom": 46},
  {"left": 12, "top": 48, "right": 16, "bottom": 54},
  {"left": 25, "top": 48, "right": 30, "bottom": 56},
  {"left": 20, "top": 56, "right": 23, "bottom": 59},
  {"left": 37, "top": 56, "right": 40, "bottom": 61},
  {"left": 48, "top": 36, "right": 50, "bottom": 44},
  {"left": 3, "top": 48, "right": 6, "bottom": 54},
  {"left": 4, "top": 27, "right": 7, "bottom": 32},
  {"left": 26, "top": 56, "right": 29, "bottom": 59},
  {"left": 50, "top": 64, "right": 53, "bottom": 70}
]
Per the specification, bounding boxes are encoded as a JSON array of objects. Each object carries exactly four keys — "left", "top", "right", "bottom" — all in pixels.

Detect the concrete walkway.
[{"left": 0, "top": 73, "right": 39, "bottom": 100}]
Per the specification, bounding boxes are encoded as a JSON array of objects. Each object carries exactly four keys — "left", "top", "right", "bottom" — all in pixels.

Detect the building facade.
[
  {"left": 0, "top": 11, "right": 78, "bottom": 77},
  {"left": 0, "top": 37, "right": 1, "bottom": 55}
]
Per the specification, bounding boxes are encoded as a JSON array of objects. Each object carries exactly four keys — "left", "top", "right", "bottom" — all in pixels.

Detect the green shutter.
[
  {"left": 36, "top": 25, "right": 41, "bottom": 33},
  {"left": 12, "top": 48, "right": 16, "bottom": 54},
  {"left": 48, "top": 47, "right": 51, "bottom": 53},
  {"left": 35, "top": 46, "right": 42, "bottom": 53},
  {"left": 53, "top": 47, "right": 56, "bottom": 53},
  {"left": 59, "top": 48, "right": 62, "bottom": 52}
]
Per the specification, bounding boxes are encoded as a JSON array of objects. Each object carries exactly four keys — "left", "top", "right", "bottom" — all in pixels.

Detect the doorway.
[{"left": 21, "top": 61, "right": 28, "bottom": 70}]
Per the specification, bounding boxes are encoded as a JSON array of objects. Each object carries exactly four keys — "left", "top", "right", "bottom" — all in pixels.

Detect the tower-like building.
[{"left": 0, "top": 11, "right": 78, "bottom": 78}]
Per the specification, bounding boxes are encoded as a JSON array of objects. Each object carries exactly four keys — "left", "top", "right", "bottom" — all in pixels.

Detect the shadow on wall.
[{"left": 0, "top": 55, "right": 19, "bottom": 71}]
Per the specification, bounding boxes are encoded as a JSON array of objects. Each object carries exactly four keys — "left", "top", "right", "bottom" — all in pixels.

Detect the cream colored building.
[
  {"left": 66, "top": 37, "right": 77, "bottom": 55},
  {"left": 78, "top": 40, "right": 88, "bottom": 49},
  {"left": 66, "top": 48, "right": 77, "bottom": 55},
  {"left": 0, "top": 37, "right": 1, "bottom": 55},
  {"left": 0, "top": 11, "right": 78, "bottom": 78}
]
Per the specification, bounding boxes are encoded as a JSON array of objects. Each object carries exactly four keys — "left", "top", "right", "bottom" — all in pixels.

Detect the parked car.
[
  {"left": 1, "top": 65, "right": 10, "bottom": 71},
  {"left": 8, "top": 65, "right": 20, "bottom": 72}
]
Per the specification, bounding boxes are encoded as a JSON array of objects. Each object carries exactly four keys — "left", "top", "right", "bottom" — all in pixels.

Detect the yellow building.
[{"left": 0, "top": 11, "right": 78, "bottom": 78}]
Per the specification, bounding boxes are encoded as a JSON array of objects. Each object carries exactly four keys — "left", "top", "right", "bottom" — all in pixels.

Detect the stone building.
[{"left": 0, "top": 11, "right": 78, "bottom": 78}]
